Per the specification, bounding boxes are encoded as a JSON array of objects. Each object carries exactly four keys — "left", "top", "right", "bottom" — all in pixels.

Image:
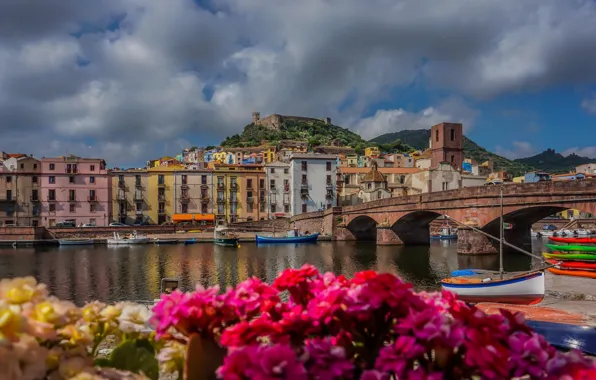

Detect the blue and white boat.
[
  {"left": 256, "top": 229, "right": 319, "bottom": 244},
  {"left": 430, "top": 227, "right": 457, "bottom": 240}
]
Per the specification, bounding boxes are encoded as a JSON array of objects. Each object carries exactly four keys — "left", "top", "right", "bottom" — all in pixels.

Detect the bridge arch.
[
  {"left": 346, "top": 215, "right": 378, "bottom": 241},
  {"left": 392, "top": 211, "right": 443, "bottom": 245}
]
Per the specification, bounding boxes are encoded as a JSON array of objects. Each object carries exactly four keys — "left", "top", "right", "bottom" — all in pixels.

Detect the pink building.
[{"left": 40, "top": 155, "right": 112, "bottom": 227}]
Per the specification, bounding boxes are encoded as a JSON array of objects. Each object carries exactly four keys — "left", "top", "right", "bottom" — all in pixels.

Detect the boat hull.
[
  {"left": 441, "top": 272, "right": 545, "bottom": 305},
  {"left": 546, "top": 243, "right": 596, "bottom": 252},
  {"left": 154, "top": 239, "right": 179, "bottom": 245},
  {"left": 107, "top": 238, "right": 150, "bottom": 245},
  {"left": 255, "top": 233, "right": 319, "bottom": 244},
  {"left": 525, "top": 320, "right": 596, "bottom": 356},
  {"left": 59, "top": 239, "right": 94, "bottom": 246},
  {"left": 547, "top": 267, "right": 596, "bottom": 279},
  {"left": 430, "top": 234, "right": 457, "bottom": 240},
  {"left": 546, "top": 259, "right": 596, "bottom": 270},
  {"left": 543, "top": 252, "right": 596, "bottom": 261},
  {"left": 214, "top": 237, "right": 239, "bottom": 247},
  {"left": 549, "top": 237, "right": 596, "bottom": 244},
  {"left": 184, "top": 239, "right": 196, "bottom": 245}
]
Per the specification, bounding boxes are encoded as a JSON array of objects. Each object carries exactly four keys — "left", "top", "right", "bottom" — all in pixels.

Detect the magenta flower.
[
  {"left": 223, "top": 278, "right": 281, "bottom": 320},
  {"left": 273, "top": 264, "right": 320, "bottom": 306},
  {"left": 217, "top": 344, "right": 307, "bottom": 380},
  {"left": 304, "top": 338, "right": 354, "bottom": 379},
  {"left": 220, "top": 317, "right": 284, "bottom": 348},
  {"left": 375, "top": 336, "right": 425, "bottom": 376}
]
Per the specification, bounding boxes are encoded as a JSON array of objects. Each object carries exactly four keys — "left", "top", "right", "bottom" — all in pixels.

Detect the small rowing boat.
[
  {"left": 549, "top": 236, "right": 596, "bottom": 244},
  {"left": 59, "top": 239, "right": 94, "bottom": 246},
  {"left": 184, "top": 238, "right": 196, "bottom": 245},
  {"left": 153, "top": 238, "right": 179, "bottom": 245},
  {"left": 547, "top": 267, "right": 596, "bottom": 279},
  {"left": 525, "top": 320, "right": 596, "bottom": 356},
  {"left": 546, "top": 243, "right": 596, "bottom": 252},
  {"left": 107, "top": 231, "right": 150, "bottom": 245},
  {"left": 256, "top": 232, "right": 319, "bottom": 244},
  {"left": 543, "top": 252, "right": 596, "bottom": 261},
  {"left": 214, "top": 226, "right": 240, "bottom": 248},
  {"left": 546, "top": 259, "right": 596, "bottom": 270}
]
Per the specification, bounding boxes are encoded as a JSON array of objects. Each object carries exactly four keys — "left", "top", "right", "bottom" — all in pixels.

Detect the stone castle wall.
[{"left": 252, "top": 112, "right": 331, "bottom": 130}]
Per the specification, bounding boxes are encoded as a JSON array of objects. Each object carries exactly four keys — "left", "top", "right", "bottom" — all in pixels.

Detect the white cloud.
[
  {"left": 581, "top": 95, "right": 596, "bottom": 114},
  {"left": 0, "top": 0, "right": 596, "bottom": 165},
  {"left": 562, "top": 146, "right": 596, "bottom": 158},
  {"left": 495, "top": 141, "right": 537, "bottom": 159}
]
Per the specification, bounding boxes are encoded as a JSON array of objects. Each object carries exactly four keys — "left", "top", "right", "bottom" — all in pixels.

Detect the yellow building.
[
  {"left": 212, "top": 164, "right": 265, "bottom": 224},
  {"left": 112, "top": 169, "right": 149, "bottom": 224},
  {"left": 364, "top": 147, "right": 380, "bottom": 157},
  {"left": 346, "top": 154, "right": 358, "bottom": 167},
  {"left": 147, "top": 165, "right": 183, "bottom": 224},
  {"left": 264, "top": 146, "right": 277, "bottom": 163},
  {"left": 213, "top": 151, "right": 227, "bottom": 163},
  {"left": 512, "top": 176, "right": 525, "bottom": 183}
]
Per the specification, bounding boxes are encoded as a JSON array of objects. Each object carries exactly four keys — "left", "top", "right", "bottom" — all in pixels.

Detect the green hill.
[
  {"left": 221, "top": 119, "right": 371, "bottom": 152},
  {"left": 514, "top": 149, "right": 594, "bottom": 174},
  {"left": 370, "top": 129, "right": 534, "bottom": 176}
]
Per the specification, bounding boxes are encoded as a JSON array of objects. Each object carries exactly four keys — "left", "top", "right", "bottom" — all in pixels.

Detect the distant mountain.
[
  {"left": 221, "top": 118, "right": 370, "bottom": 152},
  {"left": 514, "top": 149, "right": 595, "bottom": 174},
  {"left": 369, "top": 129, "right": 535, "bottom": 176}
]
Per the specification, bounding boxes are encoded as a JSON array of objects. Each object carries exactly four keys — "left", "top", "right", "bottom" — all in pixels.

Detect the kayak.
[
  {"left": 546, "top": 259, "right": 596, "bottom": 270},
  {"left": 543, "top": 252, "right": 596, "bottom": 261},
  {"left": 546, "top": 243, "right": 596, "bottom": 252},
  {"left": 547, "top": 267, "right": 596, "bottom": 279},
  {"left": 525, "top": 320, "right": 596, "bottom": 355},
  {"left": 549, "top": 237, "right": 596, "bottom": 244}
]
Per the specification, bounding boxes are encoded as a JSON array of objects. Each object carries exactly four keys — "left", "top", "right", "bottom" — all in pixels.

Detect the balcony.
[
  {"left": 30, "top": 196, "right": 40, "bottom": 202},
  {"left": 118, "top": 210, "right": 127, "bottom": 216},
  {"left": 134, "top": 193, "right": 143, "bottom": 201},
  {"left": 65, "top": 168, "right": 78, "bottom": 174},
  {"left": 46, "top": 196, "right": 57, "bottom": 202},
  {"left": 118, "top": 181, "right": 126, "bottom": 189},
  {"left": 158, "top": 194, "right": 166, "bottom": 201},
  {"left": 158, "top": 210, "right": 166, "bottom": 215},
  {"left": 201, "top": 183, "right": 209, "bottom": 189},
  {"left": 157, "top": 182, "right": 166, "bottom": 188},
  {"left": 230, "top": 183, "right": 238, "bottom": 191},
  {"left": 217, "top": 198, "right": 225, "bottom": 204},
  {"left": 217, "top": 183, "right": 225, "bottom": 190},
  {"left": 87, "top": 195, "right": 98, "bottom": 202},
  {"left": 246, "top": 196, "right": 254, "bottom": 203},
  {"left": 181, "top": 183, "right": 189, "bottom": 189},
  {"left": 117, "top": 193, "right": 126, "bottom": 201},
  {"left": 179, "top": 194, "right": 190, "bottom": 203},
  {"left": 200, "top": 196, "right": 210, "bottom": 203},
  {"left": 136, "top": 210, "right": 143, "bottom": 215},
  {"left": 229, "top": 197, "right": 238, "bottom": 204},
  {"left": 68, "top": 198, "right": 77, "bottom": 202}
]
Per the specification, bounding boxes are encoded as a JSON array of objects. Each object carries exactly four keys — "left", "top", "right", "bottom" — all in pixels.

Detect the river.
[{"left": 0, "top": 240, "right": 547, "bottom": 305}]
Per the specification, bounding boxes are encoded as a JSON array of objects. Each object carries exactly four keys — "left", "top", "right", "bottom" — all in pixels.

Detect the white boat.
[
  {"left": 59, "top": 239, "right": 94, "bottom": 246},
  {"left": 531, "top": 230, "right": 553, "bottom": 238},
  {"left": 441, "top": 186, "right": 546, "bottom": 305},
  {"left": 107, "top": 231, "right": 150, "bottom": 245},
  {"left": 576, "top": 229, "right": 593, "bottom": 236}
]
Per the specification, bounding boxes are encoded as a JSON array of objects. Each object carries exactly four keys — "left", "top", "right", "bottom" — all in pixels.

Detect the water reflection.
[{"left": 0, "top": 239, "right": 545, "bottom": 304}]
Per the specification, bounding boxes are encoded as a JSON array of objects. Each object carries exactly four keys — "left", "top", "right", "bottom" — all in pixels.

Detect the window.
[
  {"left": 301, "top": 161, "right": 307, "bottom": 171},
  {"left": 247, "top": 179, "right": 253, "bottom": 188},
  {"left": 400, "top": 175, "right": 405, "bottom": 184},
  {"left": 284, "top": 179, "right": 289, "bottom": 191},
  {"left": 20, "top": 164, "right": 24, "bottom": 169},
  {"left": 6, "top": 190, "right": 12, "bottom": 201},
  {"left": 284, "top": 205, "right": 290, "bottom": 213},
  {"left": 218, "top": 204, "right": 224, "bottom": 214},
  {"left": 368, "top": 183, "right": 372, "bottom": 189},
  {"left": 302, "top": 174, "right": 307, "bottom": 184},
  {"left": 136, "top": 202, "right": 142, "bottom": 211},
  {"left": 32, "top": 176, "right": 38, "bottom": 183},
  {"left": 158, "top": 203, "right": 165, "bottom": 213},
  {"left": 260, "top": 203, "right": 265, "bottom": 212},
  {"left": 70, "top": 204, "right": 75, "bottom": 213},
  {"left": 218, "top": 191, "right": 224, "bottom": 201},
  {"left": 201, "top": 204, "right": 208, "bottom": 213},
  {"left": 49, "top": 176, "right": 55, "bottom": 184},
  {"left": 89, "top": 218, "right": 96, "bottom": 225},
  {"left": 450, "top": 129, "right": 455, "bottom": 141},
  {"left": 32, "top": 190, "right": 38, "bottom": 201},
  {"left": 49, "top": 204, "right": 56, "bottom": 212},
  {"left": 270, "top": 179, "right": 276, "bottom": 189},
  {"left": 69, "top": 176, "right": 75, "bottom": 184},
  {"left": 6, "top": 176, "right": 11, "bottom": 183},
  {"left": 435, "top": 129, "right": 439, "bottom": 142},
  {"left": 326, "top": 175, "right": 331, "bottom": 184},
  {"left": 158, "top": 175, "right": 165, "bottom": 185},
  {"left": 33, "top": 164, "right": 37, "bottom": 169},
  {"left": 259, "top": 179, "right": 265, "bottom": 188},
  {"left": 90, "top": 176, "right": 95, "bottom": 183},
  {"left": 284, "top": 168, "right": 289, "bottom": 174},
  {"left": 442, "top": 182, "right": 448, "bottom": 191},
  {"left": 326, "top": 162, "right": 331, "bottom": 171},
  {"left": 270, "top": 168, "right": 275, "bottom": 174},
  {"left": 90, "top": 203, "right": 96, "bottom": 212},
  {"left": 73, "top": 164, "right": 78, "bottom": 173},
  {"left": 271, "top": 204, "right": 276, "bottom": 213},
  {"left": 181, "top": 204, "right": 188, "bottom": 213},
  {"left": 89, "top": 189, "right": 96, "bottom": 200},
  {"left": 69, "top": 190, "right": 76, "bottom": 201},
  {"left": 302, "top": 204, "right": 307, "bottom": 213},
  {"left": 378, "top": 191, "right": 382, "bottom": 199},
  {"left": 49, "top": 189, "right": 56, "bottom": 200},
  {"left": 66, "top": 164, "right": 72, "bottom": 173},
  {"left": 49, "top": 163, "right": 55, "bottom": 170},
  {"left": 136, "top": 175, "right": 141, "bottom": 186},
  {"left": 181, "top": 175, "right": 187, "bottom": 184},
  {"left": 201, "top": 175, "right": 207, "bottom": 185},
  {"left": 90, "top": 165, "right": 95, "bottom": 171}
]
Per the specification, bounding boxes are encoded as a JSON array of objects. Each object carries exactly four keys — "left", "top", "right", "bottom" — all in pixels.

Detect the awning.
[{"left": 172, "top": 214, "right": 215, "bottom": 222}]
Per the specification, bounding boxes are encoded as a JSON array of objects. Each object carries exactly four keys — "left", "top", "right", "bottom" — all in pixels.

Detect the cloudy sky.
[{"left": 1, "top": 0, "right": 596, "bottom": 167}]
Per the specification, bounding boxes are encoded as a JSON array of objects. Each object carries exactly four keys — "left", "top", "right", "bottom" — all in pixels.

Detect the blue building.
[
  {"left": 524, "top": 171, "right": 551, "bottom": 183},
  {"left": 204, "top": 151, "right": 214, "bottom": 163}
]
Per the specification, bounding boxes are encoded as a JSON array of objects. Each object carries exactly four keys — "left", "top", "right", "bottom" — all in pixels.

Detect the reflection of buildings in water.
[
  {"left": 457, "top": 254, "right": 499, "bottom": 271},
  {"left": 427, "top": 241, "right": 457, "bottom": 278},
  {"left": 213, "top": 246, "right": 239, "bottom": 290},
  {"left": 375, "top": 245, "right": 399, "bottom": 276}
]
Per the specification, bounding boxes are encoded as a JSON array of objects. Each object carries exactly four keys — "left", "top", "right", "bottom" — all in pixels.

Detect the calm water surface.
[{"left": 0, "top": 240, "right": 547, "bottom": 305}]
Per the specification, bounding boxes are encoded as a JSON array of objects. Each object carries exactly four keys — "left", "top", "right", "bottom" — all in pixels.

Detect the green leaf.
[
  {"left": 94, "top": 358, "right": 111, "bottom": 367},
  {"left": 108, "top": 339, "right": 159, "bottom": 380}
]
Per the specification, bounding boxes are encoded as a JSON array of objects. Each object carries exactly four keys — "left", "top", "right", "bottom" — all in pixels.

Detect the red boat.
[
  {"left": 548, "top": 236, "right": 596, "bottom": 244},
  {"left": 546, "top": 259, "right": 596, "bottom": 270}
]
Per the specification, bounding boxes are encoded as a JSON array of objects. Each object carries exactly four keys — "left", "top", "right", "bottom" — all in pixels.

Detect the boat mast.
[{"left": 499, "top": 185, "right": 504, "bottom": 279}]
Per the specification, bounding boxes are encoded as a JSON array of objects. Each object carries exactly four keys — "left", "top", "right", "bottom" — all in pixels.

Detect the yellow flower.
[
  {"left": 82, "top": 301, "right": 106, "bottom": 323},
  {"left": 157, "top": 341, "right": 186, "bottom": 375},
  {"left": 59, "top": 324, "right": 93, "bottom": 346},
  {"left": 0, "top": 303, "right": 25, "bottom": 342},
  {"left": 0, "top": 277, "right": 47, "bottom": 305},
  {"left": 100, "top": 305, "right": 122, "bottom": 321}
]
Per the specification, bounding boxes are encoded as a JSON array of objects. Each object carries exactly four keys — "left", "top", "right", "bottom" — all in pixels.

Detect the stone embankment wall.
[{"left": 0, "top": 227, "right": 51, "bottom": 241}]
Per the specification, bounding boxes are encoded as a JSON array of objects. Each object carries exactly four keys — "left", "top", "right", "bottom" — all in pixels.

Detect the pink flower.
[
  {"left": 360, "top": 370, "right": 389, "bottom": 380},
  {"left": 303, "top": 338, "right": 354, "bottom": 379},
  {"left": 150, "top": 290, "right": 187, "bottom": 338},
  {"left": 375, "top": 336, "right": 425, "bottom": 376},
  {"left": 223, "top": 278, "right": 281, "bottom": 320},
  {"left": 220, "top": 317, "right": 284, "bottom": 348},
  {"left": 273, "top": 265, "right": 320, "bottom": 306},
  {"left": 217, "top": 344, "right": 307, "bottom": 380}
]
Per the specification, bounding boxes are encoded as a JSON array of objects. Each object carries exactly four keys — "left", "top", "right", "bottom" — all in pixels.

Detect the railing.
[
  {"left": 217, "top": 198, "right": 225, "bottom": 203},
  {"left": 69, "top": 198, "right": 77, "bottom": 202},
  {"left": 136, "top": 210, "right": 143, "bottom": 215},
  {"left": 217, "top": 183, "right": 225, "bottom": 190},
  {"left": 118, "top": 181, "right": 126, "bottom": 188},
  {"left": 201, "top": 183, "right": 209, "bottom": 189},
  {"left": 157, "top": 182, "right": 166, "bottom": 187},
  {"left": 158, "top": 210, "right": 166, "bottom": 215},
  {"left": 230, "top": 183, "right": 238, "bottom": 190},
  {"left": 270, "top": 185, "right": 276, "bottom": 190},
  {"left": 158, "top": 195, "right": 166, "bottom": 201},
  {"left": 229, "top": 197, "right": 238, "bottom": 204},
  {"left": 247, "top": 197, "right": 254, "bottom": 203},
  {"left": 30, "top": 196, "right": 40, "bottom": 202},
  {"left": 87, "top": 195, "right": 97, "bottom": 202},
  {"left": 326, "top": 192, "right": 334, "bottom": 198},
  {"left": 117, "top": 194, "right": 126, "bottom": 201},
  {"left": 46, "top": 196, "right": 57, "bottom": 202},
  {"left": 134, "top": 193, "right": 143, "bottom": 201},
  {"left": 65, "top": 168, "right": 78, "bottom": 174},
  {"left": 181, "top": 183, "right": 189, "bottom": 189}
]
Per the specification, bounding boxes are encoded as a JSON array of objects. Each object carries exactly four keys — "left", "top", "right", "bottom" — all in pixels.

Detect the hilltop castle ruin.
[{"left": 251, "top": 112, "right": 331, "bottom": 130}]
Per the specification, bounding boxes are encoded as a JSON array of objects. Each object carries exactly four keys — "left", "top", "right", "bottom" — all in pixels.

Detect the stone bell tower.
[{"left": 430, "top": 122, "right": 463, "bottom": 171}]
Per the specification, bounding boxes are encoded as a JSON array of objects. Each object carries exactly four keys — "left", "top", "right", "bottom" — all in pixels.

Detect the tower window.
[
  {"left": 435, "top": 129, "right": 439, "bottom": 142},
  {"left": 450, "top": 129, "right": 455, "bottom": 141},
  {"left": 451, "top": 155, "right": 455, "bottom": 162}
]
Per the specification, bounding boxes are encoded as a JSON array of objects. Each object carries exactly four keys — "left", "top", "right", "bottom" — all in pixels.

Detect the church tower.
[{"left": 430, "top": 122, "right": 463, "bottom": 171}]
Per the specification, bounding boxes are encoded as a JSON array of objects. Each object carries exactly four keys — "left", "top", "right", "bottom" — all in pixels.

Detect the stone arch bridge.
[{"left": 289, "top": 180, "right": 596, "bottom": 254}]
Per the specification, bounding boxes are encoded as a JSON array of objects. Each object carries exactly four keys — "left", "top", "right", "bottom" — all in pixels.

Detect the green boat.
[
  {"left": 546, "top": 244, "right": 596, "bottom": 252},
  {"left": 543, "top": 252, "right": 596, "bottom": 261},
  {"left": 214, "top": 226, "right": 240, "bottom": 248}
]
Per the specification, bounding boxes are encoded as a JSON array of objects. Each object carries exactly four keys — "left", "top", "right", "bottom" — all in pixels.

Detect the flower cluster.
[
  {"left": 153, "top": 265, "right": 596, "bottom": 379},
  {"left": 0, "top": 277, "right": 155, "bottom": 380}
]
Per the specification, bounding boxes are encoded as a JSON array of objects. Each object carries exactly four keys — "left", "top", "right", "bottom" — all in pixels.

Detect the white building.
[
  {"left": 265, "top": 161, "right": 291, "bottom": 218},
  {"left": 289, "top": 153, "right": 337, "bottom": 215}
]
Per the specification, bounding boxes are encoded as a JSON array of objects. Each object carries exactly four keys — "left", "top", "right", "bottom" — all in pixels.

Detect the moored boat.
[
  {"left": 59, "top": 239, "right": 94, "bottom": 246},
  {"left": 107, "top": 231, "right": 150, "bottom": 245},
  {"left": 153, "top": 238, "right": 179, "bottom": 245},
  {"left": 546, "top": 243, "right": 596, "bottom": 252},
  {"left": 546, "top": 259, "right": 596, "bottom": 270},
  {"left": 549, "top": 236, "right": 596, "bottom": 244},
  {"left": 441, "top": 271, "right": 545, "bottom": 305},
  {"left": 543, "top": 252, "right": 596, "bottom": 261},
  {"left": 256, "top": 232, "right": 319, "bottom": 244},
  {"left": 184, "top": 238, "right": 196, "bottom": 245},
  {"left": 214, "top": 226, "right": 240, "bottom": 248},
  {"left": 547, "top": 267, "right": 596, "bottom": 279},
  {"left": 525, "top": 320, "right": 596, "bottom": 356}
]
